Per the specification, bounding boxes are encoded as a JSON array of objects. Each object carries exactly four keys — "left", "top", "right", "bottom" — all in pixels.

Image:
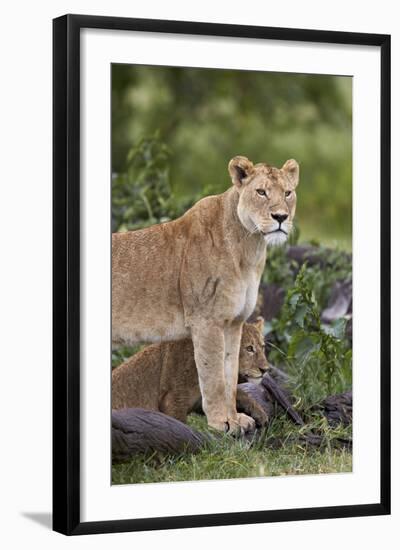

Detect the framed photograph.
[{"left": 53, "top": 14, "right": 391, "bottom": 535}]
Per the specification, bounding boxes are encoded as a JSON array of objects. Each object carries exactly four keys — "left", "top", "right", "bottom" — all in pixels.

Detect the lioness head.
[
  {"left": 238, "top": 317, "right": 269, "bottom": 384},
  {"left": 228, "top": 155, "right": 299, "bottom": 246}
]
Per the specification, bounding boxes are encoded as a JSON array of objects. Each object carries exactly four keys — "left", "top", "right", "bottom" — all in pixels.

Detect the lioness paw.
[
  {"left": 206, "top": 413, "right": 256, "bottom": 435},
  {"left": 225, "top": 413, "right": 256, "bottom": 435},
  {"left": 207, "top": 417, "right": 230, "bottom": 433}
]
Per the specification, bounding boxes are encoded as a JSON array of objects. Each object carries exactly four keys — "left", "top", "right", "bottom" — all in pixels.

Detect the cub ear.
[
  {"left": 282, "top": 159, "right": 299, "bottom": 189},
  {"left": 253, "top": 316, "right": 265, "bottom": 334},
  {"left": 228, "top": 156, "right": 254, "bottom": 187}
]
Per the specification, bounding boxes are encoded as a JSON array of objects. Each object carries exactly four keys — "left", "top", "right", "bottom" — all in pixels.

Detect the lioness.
[
  {"left": 112, "top": 319, "right": 269, "bottom": 426},
  {"left": 112, "top": 156, "right": 299, "bottom": 432}
]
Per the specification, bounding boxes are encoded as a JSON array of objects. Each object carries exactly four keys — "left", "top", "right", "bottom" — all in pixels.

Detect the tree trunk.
[{"left": 112, "top": 408, "right": 207, "bottom": 461}]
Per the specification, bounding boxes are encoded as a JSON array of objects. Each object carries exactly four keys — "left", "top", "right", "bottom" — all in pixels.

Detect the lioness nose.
[{"left": 271, "top": 213, "right": 288, "bottom": 224}]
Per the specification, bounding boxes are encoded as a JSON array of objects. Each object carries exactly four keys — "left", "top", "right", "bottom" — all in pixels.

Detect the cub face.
[
  {"left": 238, "top": 317, "right": 269, "bottom": 384},
  {"left": 228, "top": 156, "right": 299, "bottom": 247}
]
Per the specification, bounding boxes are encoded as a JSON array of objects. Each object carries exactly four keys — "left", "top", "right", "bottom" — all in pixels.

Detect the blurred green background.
[{"left": 112, "top": 65, "right": 352, "bottom": 248}]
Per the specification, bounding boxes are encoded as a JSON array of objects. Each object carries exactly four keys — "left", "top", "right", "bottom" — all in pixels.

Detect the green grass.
[{"left": 112, "top": 413, "right": 352, "bottom": 485}]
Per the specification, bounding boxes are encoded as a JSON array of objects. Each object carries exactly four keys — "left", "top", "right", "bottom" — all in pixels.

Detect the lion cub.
[{"left": 112, "top": 319, "right": 268, "bottom": 425}]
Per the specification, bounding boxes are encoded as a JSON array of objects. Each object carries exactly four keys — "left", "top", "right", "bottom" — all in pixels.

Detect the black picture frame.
[{"left": 53, "top": 14, "right": 391, "bottom": 536}]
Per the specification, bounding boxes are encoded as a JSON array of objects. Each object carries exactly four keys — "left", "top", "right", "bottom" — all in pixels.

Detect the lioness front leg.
[
  {"left": 190, "top": 322, "right": 229, "bottom": 432},
  {"left": 224, "top": 322, "right": 256, "bottom": 433}
]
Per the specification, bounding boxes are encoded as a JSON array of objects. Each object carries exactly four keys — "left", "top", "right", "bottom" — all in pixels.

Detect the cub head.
[
  {"left": 238, "top": 317, "right": 269, "bottom": 384},
  {"left": 228, "top": 155, "right": 299, "bottom": 246}
]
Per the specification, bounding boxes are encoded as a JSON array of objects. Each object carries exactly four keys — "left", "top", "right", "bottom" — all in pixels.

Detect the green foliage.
[
  {"left": 263, "top": 246, "right": 296, "bottom": 288},
  {"left": 264, "top": 243, "right": 352, "bottom": 309},
  {"left": 112, "top": 66, "right": 352, "bottom": 243},
  {"left": 269, "top": 263, "right": 352, "bottom": 405},
  {"left": 112, "top": 132, "right": 189, "bottom": 232}
]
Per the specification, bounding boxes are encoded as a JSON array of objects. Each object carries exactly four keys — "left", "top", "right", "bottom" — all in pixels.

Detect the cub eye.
[
  {"left": 256, "top": 189, "right": 266, "bottom": 197},
  {"left": 285, "top": 190, "right": 292, "bottom": 198},
  {"left": 246, "top": 345, "right": 255, "bottom": 353}
]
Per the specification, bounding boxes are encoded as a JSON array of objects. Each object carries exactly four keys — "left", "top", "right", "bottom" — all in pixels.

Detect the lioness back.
[
  {"left": 112, "top": 222, "right": 188, "bottom": 346},
  {"left": 112, "top": 320, "right": 268, "bottom": 424},
  {"left": 112, "top": 194, "right": 228, "bottom": 348}
]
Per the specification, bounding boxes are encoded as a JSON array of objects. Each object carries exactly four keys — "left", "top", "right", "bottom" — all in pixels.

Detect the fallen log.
[
  {"left": 312, "top": 391, "right": 352, "bottom": 427},
  {"left": 235, "top": 372, "right": 304, "bottom": 426},
  {"left": 236, "top": 383, "right": 274, "bottom": 422},
  {"left": 112, "top": 408, "right": 208, "bottom": 462},
  {"left": 268, "top": 364, "right": 291, "bottom": 387},
  {"left": 261, "top": 372, "right": 304, "bottom": 425},
  {"left": 240, "top": 376, "right": 352, "bottom": 449}
]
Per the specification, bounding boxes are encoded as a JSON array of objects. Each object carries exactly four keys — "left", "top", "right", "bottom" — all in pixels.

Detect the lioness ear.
[
  {"left": 228, "top": 156, "right": 254, "bottom": 187},
  {"left": 282, "top": 159, "right": 299, "bottom": 189},
  {"left": 254, "top": 316, "right": 265, "bottom": 334}
]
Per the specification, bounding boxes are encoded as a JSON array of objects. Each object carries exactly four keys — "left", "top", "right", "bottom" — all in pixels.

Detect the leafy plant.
[
  {"left": 263, "top": 245, "right": 298, "bottom": 288},
  {"left": 270, "top": 263, "right": 352, "bottom": 405},
  {"left": 112, "top": 132, "right": 188, "bottom": 232},
  {"left": 264, "top": 243, "right": 352, "bottom": 311}
]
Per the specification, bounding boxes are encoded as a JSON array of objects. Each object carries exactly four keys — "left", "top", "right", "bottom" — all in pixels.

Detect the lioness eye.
[
  {"left": 285, "top": 190, "right": 292, "bottom": 198},
  {"left": 246, "top": 345, "right": 255, "bottom": 353},
  {"left": 256, "top": 189, "right": 266, "bottom": 197}
]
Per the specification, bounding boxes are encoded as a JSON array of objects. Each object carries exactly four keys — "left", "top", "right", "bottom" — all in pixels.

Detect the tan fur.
[
  {"left": 112, "top": 321, "right": 269, "bottom": 425},
  {"left": 112, "top": 156, "right": 299, "bottom": 432}
]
